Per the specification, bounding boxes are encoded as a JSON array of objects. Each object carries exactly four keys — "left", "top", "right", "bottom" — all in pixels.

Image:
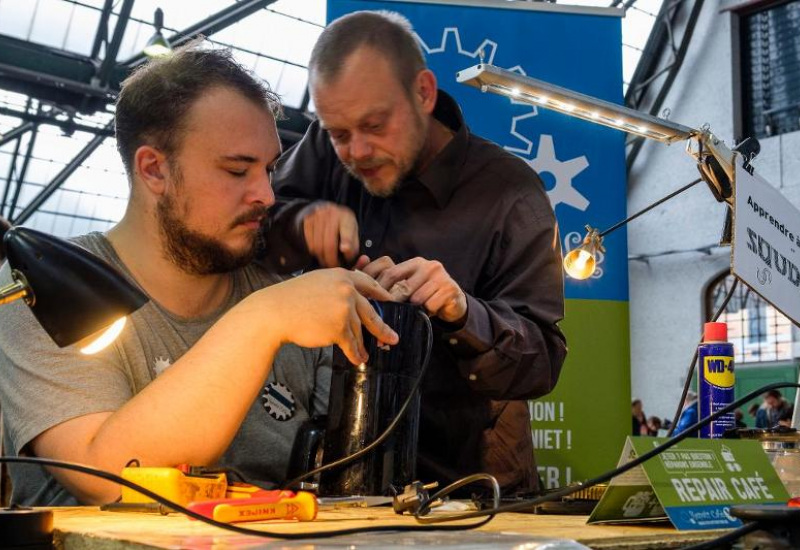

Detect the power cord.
[
  {"left": 406, "top": 381, "right": 800, "bottom": 524},
  {"left": 2, "top": 310, "right": 498, "bottom": 539},
  {"left": 5, "top": 381, "right": 795, "bottom": 541},
  {"left": 414, "top": 474, "right": 500, "bottom": 524},
  {"left": 2, "top": 454, "right": 492, "bottom": 539},
  {"left": 679, "top": 522, "right": 761, "bottom": 550}
]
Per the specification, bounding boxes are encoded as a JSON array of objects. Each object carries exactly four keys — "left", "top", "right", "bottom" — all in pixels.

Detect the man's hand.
[
  {"left": 298, "top": 201, "right": 359, "bottom": 268},
  {"left": 260, "top": 268, "right": 398, "bottom": 364},
  {"left": 357, "top": 256, "right": 468, "bottom": 324},
  {"left": 29, "top": 268, "right": 397, "bottom": 505}
]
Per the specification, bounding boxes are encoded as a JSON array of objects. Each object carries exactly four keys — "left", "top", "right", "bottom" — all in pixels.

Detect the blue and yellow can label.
[{"left": 703, "top": 356, "right": 735, "bottom": 388}]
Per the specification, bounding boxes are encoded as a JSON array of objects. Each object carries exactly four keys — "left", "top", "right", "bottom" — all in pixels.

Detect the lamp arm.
[
  {"left": 0, "top": 270, "right": 32, "bottom": 306},
  {"left": 598, "top": 177, "right": 703, "bottom": 238}
]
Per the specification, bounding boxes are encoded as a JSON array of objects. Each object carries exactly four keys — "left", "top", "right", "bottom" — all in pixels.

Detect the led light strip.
[{"left": 456, "top": 64, "right": 695, "bottom": 144}]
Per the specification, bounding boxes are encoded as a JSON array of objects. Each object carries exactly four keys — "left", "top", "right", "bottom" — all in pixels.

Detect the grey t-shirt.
[{"left": 0, "top": 232, "right": 331, "bottom": 505}]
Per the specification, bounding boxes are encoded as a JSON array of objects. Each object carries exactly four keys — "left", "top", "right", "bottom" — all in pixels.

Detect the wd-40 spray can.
[{"left": 698, "top": 322, "right": 735, "bottom": 438}]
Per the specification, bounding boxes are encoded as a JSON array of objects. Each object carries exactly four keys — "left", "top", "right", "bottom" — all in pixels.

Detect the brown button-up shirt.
[{"left": 262, "top": 91, "right": 567, "bottom": 495}]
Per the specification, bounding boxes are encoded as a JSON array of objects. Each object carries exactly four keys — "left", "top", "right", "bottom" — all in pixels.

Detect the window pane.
[
  {"left": 741, "top": 1, "right": 800, "bottom": 139},
  {"left": 709, "top": 273, "right": 797, "bottom": 363}
]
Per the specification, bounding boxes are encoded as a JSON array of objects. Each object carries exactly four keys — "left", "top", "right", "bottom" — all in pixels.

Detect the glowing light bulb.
[
  {"left": 143, "top": 42, "right": 171, "bottom": 58},
  {"left": 563, "top": 248, "right": 597, "bottom": 280},
  {"left": 80, "top": 317, "right": 127, "bottom": 355},
  {"left": 511, "top": 88, "right": 520, "bottom": 96}
]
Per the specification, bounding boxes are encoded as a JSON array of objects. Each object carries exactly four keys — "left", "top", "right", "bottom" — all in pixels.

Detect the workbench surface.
[{"left": 50, "top": 505, "right": 727, "bottom": 549}]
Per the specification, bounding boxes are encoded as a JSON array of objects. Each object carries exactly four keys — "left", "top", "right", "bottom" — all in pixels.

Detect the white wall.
[{"left": 627, "top": 0, "right": 800, "bottom": 420}]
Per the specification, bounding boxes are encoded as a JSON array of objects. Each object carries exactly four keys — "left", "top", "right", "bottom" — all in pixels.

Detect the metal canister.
[
  {"left": 319, "top": 301, "right": 428, "bottom": 497},
  {"left": 697, "top": 322, "right": 735, "bottom": 438}
]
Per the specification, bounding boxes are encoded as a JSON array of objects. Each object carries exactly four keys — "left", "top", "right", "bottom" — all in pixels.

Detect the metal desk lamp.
[
  {"left": 0, "top": 226, "right": 148, "bottom": 353},
  {"left": 0, "top": 226, "right": 148, "bottom": 549}
]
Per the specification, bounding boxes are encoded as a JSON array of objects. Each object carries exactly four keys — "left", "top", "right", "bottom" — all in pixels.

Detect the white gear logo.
[
  {"left": 262, "top": 382, "right": 296, "bottom": 421},
  {"left": 417, "top": 28, "right": 590, "bottom": 211},
  {"left": 527, "top": 135, "right": 589, "bottom": 211},
  {"left": 416, "top": 28, "right": 537, "bottom": 155},
  {"left": 153, "top": 356, "right": 171, "bottom": 377}
]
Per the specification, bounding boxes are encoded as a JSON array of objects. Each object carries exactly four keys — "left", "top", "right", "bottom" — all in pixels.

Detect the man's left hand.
[{"left": 357, "top": 255, "right": 467, "bottom": 324}]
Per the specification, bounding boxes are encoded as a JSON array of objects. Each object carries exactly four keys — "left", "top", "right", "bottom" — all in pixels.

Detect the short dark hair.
[
  {"left": 766, "top": 389, "right": 783, "bottom": 400},
  {"left": 309, "top": 11, "right": 426, "bottom": 93},
  {"left": 115, "top": 43, "right": 281, "bottom": 176}
]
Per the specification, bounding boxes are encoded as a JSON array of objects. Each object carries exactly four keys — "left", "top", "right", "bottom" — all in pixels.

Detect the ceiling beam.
[
  {"left": 5, "top": 122, "right": 40, "bottom": 219},
  {"left": 95, "top": 0, "right": 136, "bottom": 87},
  {"left": 117, "top": 0, "right": 278, "bottom": 73},
  {"left": 0, "top": 121, "right": 35, "bottom": 149},
  {"left": 12, "top": 121, "right": 113, "bottom": 225},
  {"left": 90, "top": 0, "right": 115, "bottom": 61},
  {"left": 0, "top": 107, "right": 114, "bottom": 138},
  {"left": 0, "top": 61, "right": 111, "bottom": 100}
]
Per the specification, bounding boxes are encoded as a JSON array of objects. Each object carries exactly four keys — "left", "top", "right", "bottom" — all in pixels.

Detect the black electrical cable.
[
  {"left": 0, "top": 306, "right": 489, "bottom": 540},
  {"left": 1, "top": 454, "right": 491, "bottom": 538},
  {"left": 283, "top": 310, "right": 434, "bottom": 489},
  {"left": 667, "top": 275, "right": 738, "bottom": 436},
  {"left": 678, "top": 521, "right": 762, "bottom": 550},
  {"left": 5, "top": 381, "right": 794, "bottom": 541},
  {"left": 410, "top": 381, "right": 800, "bottom": 523},
  {"left": 599, "top": 178, "right": 702, "bottom": 238},
  {"left": 0, "top": 312, "right": 498, "bottom": 541},
  {"left": 5, "top": 301, "right": 787, "bottom": 545},
  {"left": 414, "top": 473, "right": 500, "bottom": 524}
]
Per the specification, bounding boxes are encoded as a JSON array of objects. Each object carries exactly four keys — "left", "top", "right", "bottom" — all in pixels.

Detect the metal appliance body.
[{"left": 318, "top": 301, "right": 428, "bottom": 497}]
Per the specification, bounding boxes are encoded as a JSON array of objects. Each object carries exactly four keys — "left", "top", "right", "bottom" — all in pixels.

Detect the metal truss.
[
  {"left": 624, "top": 0, "right": 707, "bottom": 171},
  {"left": 0, "top": 0, "right": 289, "bottom": 223}
]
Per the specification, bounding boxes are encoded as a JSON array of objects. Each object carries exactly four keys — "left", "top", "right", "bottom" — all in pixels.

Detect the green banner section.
[
  {"left": 531, "top": 299, "right": 630, "bottom": 489},
  {"left": 590, "top": 437, "right": 789, "bottom": 530}
]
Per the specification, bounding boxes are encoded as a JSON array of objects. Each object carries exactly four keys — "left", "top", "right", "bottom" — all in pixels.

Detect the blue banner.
[{"left": 328, "top": 0, "right": 628, "bottom": 301}]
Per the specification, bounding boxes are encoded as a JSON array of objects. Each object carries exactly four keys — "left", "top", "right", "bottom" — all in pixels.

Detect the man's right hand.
[
  {"left": 298, "top": 201, "right": 359, "bottom": 268},
  {"left": 29, "top": 268, "right": 397, "bottom": 505},
  {"left": 260, "top": 268, "right": 398, "bottom": 364}
]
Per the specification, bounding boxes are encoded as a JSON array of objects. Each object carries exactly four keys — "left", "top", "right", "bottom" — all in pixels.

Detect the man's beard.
[
  {"left": 346, "top": 109, "right": 428, "bottom": 198},
  {"left": 156, "top": 182, "right": 264, "bottom": 276}
]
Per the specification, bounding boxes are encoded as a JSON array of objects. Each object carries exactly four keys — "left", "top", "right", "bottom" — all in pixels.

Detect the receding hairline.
[
  {"left": 308, "top": 10, "right": 426, "bottom": 93},
  {"left": 157, "top": 83, "right": 278, "bottom": 153},
  {"left": 182, "top": 83, "right": 277, "bottom": 122},
  {"left": 309, "top": 44, "right": 419, "bottom": 101}
]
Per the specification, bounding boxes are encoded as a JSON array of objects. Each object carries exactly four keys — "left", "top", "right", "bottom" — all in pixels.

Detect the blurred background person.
[
  {"left": 673, "top": 391, "right": 698, "bottom": 437},
  {"left": 632, "top": 399, "right": 648, "bottom": 436},
  {"left": 647, "top": 416, "right": 662, "bottom": 436},
  {"left": 757, "top": 390, "right": 791, "bottom": 428}
]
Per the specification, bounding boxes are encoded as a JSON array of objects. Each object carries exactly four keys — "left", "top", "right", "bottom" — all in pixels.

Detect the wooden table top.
[{"left": 49, "top": 505, "right": 727, "bottom": 549}]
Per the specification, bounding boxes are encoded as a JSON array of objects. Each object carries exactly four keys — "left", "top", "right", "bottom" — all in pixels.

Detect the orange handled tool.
[{"left": 187, "top": 490, "right": 318, "bottom": 523}]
